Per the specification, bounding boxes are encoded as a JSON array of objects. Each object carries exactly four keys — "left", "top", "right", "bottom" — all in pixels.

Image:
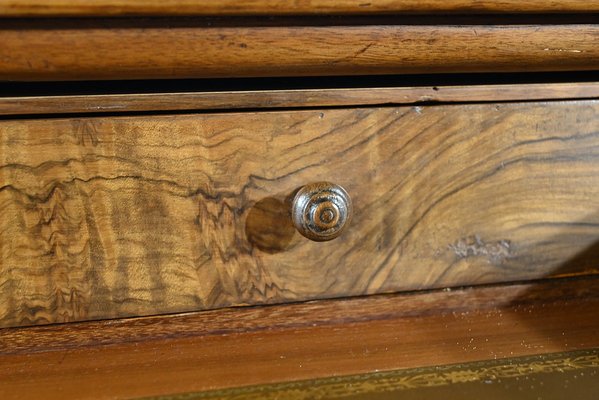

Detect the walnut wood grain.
[
  {"left": 1, "top": 101, "right": 599, "bottom": 328},
  {"left": 2, "top": 82, "right": 599, "bottom": 116},
  {"left": 1, "top": 24, "right": 598, "bottom": 80},
  {"left": 0, "top": 0, "right": 597, "bottom": 16},
  {"left": 1, "top": 277, "right": 598, "bottom": 399}
]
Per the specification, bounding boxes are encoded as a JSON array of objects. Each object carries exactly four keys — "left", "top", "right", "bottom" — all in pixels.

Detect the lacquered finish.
[{"left": 1, "top": 23, "right": 598, "bottom": 80}]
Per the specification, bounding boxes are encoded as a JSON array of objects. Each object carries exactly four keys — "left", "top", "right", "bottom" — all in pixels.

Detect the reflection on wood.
[{"left": 1, "top": 101, "right": 599, "bottom": 327}]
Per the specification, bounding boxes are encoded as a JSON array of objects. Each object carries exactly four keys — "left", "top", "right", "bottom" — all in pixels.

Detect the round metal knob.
[{"left": 291, "top": 182, "right": 353, "bottom": 242}]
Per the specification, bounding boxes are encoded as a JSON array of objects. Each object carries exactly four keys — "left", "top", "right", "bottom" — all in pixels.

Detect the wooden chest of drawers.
[{"left": 1, "top": 1, "right": 598, "bottom": 398}]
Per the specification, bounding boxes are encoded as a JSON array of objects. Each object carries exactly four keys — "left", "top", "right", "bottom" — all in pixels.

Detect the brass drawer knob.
[{"left": 291, "top": 182, "right": 353, "bottom": 242}]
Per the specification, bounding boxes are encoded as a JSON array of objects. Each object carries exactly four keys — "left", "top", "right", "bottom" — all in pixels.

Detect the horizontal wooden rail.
[
  {"left": 1, "top": 0, "right": 598, "bottom": 17},
  {"left": 2, "top": 82, "right": 599, "bottom": 115},
  {"left": 1, "top": 24, "right": 598, "bottom": 81}
]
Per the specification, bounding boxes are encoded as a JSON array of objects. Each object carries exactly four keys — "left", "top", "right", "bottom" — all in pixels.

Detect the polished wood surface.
[
  {"left": 1, "top": 276, "right": 598, "bottom": 399},
  {"left": 2, "top": 82, "right": 599, "bottom": 116},
  {"left": 1, "top": 0, "right": 597, "bottom": 16},
  {"left": 144, "top": 350, "right": 599, "bottom": 400},
  {"left": 1, "top": 24, "right": 598, "bottom": 80},
  {"left": 1, "top": 101, "right": 599, "bottom": 328}
]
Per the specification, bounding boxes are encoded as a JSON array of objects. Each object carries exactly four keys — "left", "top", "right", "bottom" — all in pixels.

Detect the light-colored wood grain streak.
[
  {"left": 2, "top": 82, "right": 599, "bottom": 116},
  {"left": 1, "top": 277, "right": 598, "bottom": 399},
  {"left": 0, "top": 0, "right": 597, "bottom": 17},
  {"left": 1, "top": 24, "right": 598, "bottom": 80},
  {"left": 1, "top": 101, "right": 599, "bottom": 327}
]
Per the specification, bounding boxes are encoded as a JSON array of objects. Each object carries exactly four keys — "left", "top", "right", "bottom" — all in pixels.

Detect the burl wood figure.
[{"left": 1, "top": 101, "right": 599, "bottom": 328}]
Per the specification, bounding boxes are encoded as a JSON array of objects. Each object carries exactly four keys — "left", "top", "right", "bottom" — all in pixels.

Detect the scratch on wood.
[
  {"left": 354, "top": 42, "right": 374, "bottom": 57},
  {"left": 449, "top": 235, "right": 512, "bottom": 264}
]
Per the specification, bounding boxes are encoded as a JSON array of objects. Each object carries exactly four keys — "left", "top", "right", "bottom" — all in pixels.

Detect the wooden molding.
[
  {"left": 2, "top": 82, "right": 599, "bottom": 116},
  {"left": 0, "top": 0, "right": 598, "bottom": 17},
  {"left": 1, "top": 24, "right": 598, "bottom": 80}
]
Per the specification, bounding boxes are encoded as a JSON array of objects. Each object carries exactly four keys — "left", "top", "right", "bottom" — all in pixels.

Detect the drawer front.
[{"left": 1, "top": 101, "right": 598, "bottom": 327}]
